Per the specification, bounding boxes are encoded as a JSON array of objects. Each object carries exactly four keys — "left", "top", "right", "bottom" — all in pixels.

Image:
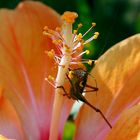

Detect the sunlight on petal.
[
  {"left": 75, "top": 34, "right": 140, "bottom": 140},
  {"left": 0, "top": 135, "right": 15, "bottom": 140}
]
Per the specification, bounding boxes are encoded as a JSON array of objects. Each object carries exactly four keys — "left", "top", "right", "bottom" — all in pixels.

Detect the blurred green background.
[{"left": 0, "top": 0, "right": 139, "bottom": 139}]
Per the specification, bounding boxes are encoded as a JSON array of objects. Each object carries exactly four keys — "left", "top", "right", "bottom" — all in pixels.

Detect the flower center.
[
  {"left": 44, "top": 11, "right": 99, "bottom": 140},
  {"left": 43, "top": 11, "right": 99, "bottom": 88}
]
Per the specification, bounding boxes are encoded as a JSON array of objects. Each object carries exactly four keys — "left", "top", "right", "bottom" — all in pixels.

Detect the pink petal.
[
  {"left": 0, "top": 1, "right": 63, "bottom": 139},
  {"left": 0, "top": 134, "right": 15, "bottom": 140},
  {"left": 0, "top": 88, "right": 24, "bottom": 139}
]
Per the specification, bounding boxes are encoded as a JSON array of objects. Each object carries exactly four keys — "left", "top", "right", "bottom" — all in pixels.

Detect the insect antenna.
[{"left": 86, "top": 72, "right": 98, "bottom": 96}]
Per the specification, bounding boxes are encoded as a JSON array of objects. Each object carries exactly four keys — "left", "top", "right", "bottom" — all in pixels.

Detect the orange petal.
[
  {"left": 105, "top": 105, "right": 140, "bottom": 140},
  {"left": 75, "top": 34, "right": 140, "bottom": 140},
  {"left": 0, "top": 1, "right": 62, "bottom": 139},
  {"left": 0, "top": 1, "right": 61, "bottom": 105}
]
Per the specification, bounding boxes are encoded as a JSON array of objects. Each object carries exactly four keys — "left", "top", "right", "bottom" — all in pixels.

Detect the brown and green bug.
[{"left": 57, "top": 68, "right": 112, "bottom": 129}]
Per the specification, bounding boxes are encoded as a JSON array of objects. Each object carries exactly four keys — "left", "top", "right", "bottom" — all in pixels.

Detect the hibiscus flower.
[{"left": 0, "top": 1, "right": 140, "bottom": 140}]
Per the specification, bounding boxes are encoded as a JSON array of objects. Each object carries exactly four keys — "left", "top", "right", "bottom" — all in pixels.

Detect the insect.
[{"left": 57, "top": 68, "right": 112, "bottom": 129}]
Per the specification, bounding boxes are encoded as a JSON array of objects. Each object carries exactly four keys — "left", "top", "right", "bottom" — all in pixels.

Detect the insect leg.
[
  {"left": 84, "top": 98, "right": 112, "bottom": 129},
  {"left": 85, "top": 84, "right": 98, "bottom": 92},
  {"left": 74, "top": 91, "right": 112, "bottom": 129},
  {"left": 56, "top": 86, "right": 71, "bottom": 98},
  {"left": 85, "top": 84, "right": 98, "bottom": 96}
]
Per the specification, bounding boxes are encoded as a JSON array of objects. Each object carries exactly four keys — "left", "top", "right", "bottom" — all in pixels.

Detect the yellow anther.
[
  {"left": 78, "top": 23, "right": 83, "bottom": 28},
  {"left": 93, "top": 35, "right": 98, "bottom": 39},
  {"left": 46, "top": 49, "right": 55, "bottom": 58},
  {"left": 92, "top": 22, "right": 96, "bottom": 27},
  {"left": 52, "top": 40, "right": 57, "bottom": 45},
  {"left": 88, "top": 60, "right": 92, "bottom": 65},
  {"left": 48, "top": 75, "right": 55, "bottom": 81},
  {"left": 74, "top": 30, "right": 77, "bottom": 34},
  {"left": 55, "top": 27, "right": 61, "bottom": 32},
  {"left": 52, "top": 39, "right": 62, "bottom": 45},
  {"left": 77, "top": 33, "right": 83, "bottom": 41},
  {"left": 61, "top": 11, "right": 78, "bottom": 24},
  {"left": 85, "top": 50, "right": 90, "bottom": 55},
  {"left": 95, "top": 32, "right": 99, "bottom": 36},
  {"left": 43, "top": 30, "right": 46, "bottom": 35},
  {"left": 68, "top": 71, "right": 74, "bottom": 79},
  {"left": 58, "top": 39, "right": 62, "bottom": 44},
  {"left": 43, "top": 31, "right": 53, "bottom": 38},
  {"left": 43, "top": 26, "right": 49, "bottom": 31}
]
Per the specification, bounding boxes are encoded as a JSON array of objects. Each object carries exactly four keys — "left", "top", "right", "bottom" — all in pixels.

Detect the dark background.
[{"left": 0, "top": 0, "right": 139, "bottom": 60}]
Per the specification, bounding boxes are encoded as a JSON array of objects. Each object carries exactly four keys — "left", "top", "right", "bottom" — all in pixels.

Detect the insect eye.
[{"left": 79, "top": 81, "right": 84, "bottom": 87}]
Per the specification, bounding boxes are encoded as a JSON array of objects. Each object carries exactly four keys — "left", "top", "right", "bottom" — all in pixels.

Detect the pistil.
[{"left": 43, "top": 11, "right": 99, "bottom": 140}]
